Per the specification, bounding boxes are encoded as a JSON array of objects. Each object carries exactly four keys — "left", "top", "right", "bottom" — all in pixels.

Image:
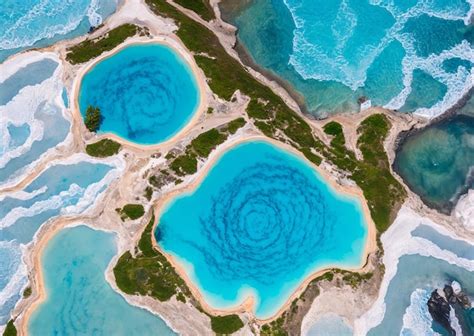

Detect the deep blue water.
[
  {"left": 156, "top": 141, "right": 368, "bottom": 318},
  {"left": 28, "top": 226, "right": 176, "bottom": 336},
  {"left": 394, "top": 113, "right": 474, "bottom": 211},
  {"left": 224, "top": 0, "right": 473, "bottom": 117},
  {"left": 79, "top": 44, "right": 200, "bottom": 145},
  {"left": 0, "top": 0, "right": 119, "bottom": 63}
]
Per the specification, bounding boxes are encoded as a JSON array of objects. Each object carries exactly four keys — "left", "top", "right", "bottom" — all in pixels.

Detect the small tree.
[{"left": 84, "top": 105, "right": 102, "bottom": 132}]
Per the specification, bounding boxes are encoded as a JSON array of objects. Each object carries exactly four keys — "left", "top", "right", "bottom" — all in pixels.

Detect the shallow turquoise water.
[
  {"left": 224, "top": 0, "right": 473, "bottom": 117},
  {"left": 79, "top": 44, "right": 199, "bottom": 144},
  {"left": 156, "top": 141, "right": 368, "bottom": 318},
  {"left": 0, "top": 160, "right": 116, "bottom": 324},
  {"left": 368, "top": 254, "right": 474, "bottom": 336},
  {"left": 28, "top": 225, "right": 175, "bottom": 335},
  {"left": 394, "top": 114, "right": 474, "bottom": 212},
  {"left": 0, "top": 0, "right": 119, "bottom": 63}
]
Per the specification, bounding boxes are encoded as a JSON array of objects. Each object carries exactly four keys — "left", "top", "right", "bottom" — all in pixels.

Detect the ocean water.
[
  {"left": 0, "top": 0, "right": 120, "bottom": 63},
  {"left": 28, "top": 226, "right": 175, "bottom": 335},
  {"left": 0, "top": 53, "right": 70, "bottom": 188},
  {"left": 355, "top": 207, "right": 474, "bottom": 335},
  {"left": 156, "top": 141, "right": 368, "bottom": 318},
  {"left": 368, "top": 255, "right": 474, "bottom": 336},
  {"left": 393, "top": 113, "right": 474, "bottom": 212},
  {"left": 0, "top": 159, "right": 120, "bottom": 325},
  {"left": 79, "top": 44, "right": 200, "bottom": 145},
  {"left": 223, "top": 0, "right": 473, "bottom": 117}
]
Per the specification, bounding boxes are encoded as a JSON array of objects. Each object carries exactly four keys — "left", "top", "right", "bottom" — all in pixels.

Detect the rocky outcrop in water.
[
  {"left": 428, "top": 290, "right": 455, "bottom": 335},
  {"left": 428, "top": 281, "right": 472, "bottom": 336}
]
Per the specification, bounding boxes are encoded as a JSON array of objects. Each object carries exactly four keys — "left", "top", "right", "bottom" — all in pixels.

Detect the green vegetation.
[
  {"left": 3, "top": 320, "right": 17, "bottom": 336},
  {"left": 23, "top": 286, "right": 32, "bottom": 298},
  {"left": 145, "top": 0, "right": 405, "bottom": 231},
  {"left": 84, "top": 105, "right": 102, "bottom": 132},
  {"left": 114, "top": 215, "right": 191, "bottom": 301},
  {"left": 85, "top": 139, "right": 121, "bottom": 157},
  {"left": 210, "top": 314, "right": 244, "bottom": 335},
  {"left": 117, "top": 204, "right": 145, "bottom": 221},
  {"left": 261, "top": 316, "right": 287, "bottom": 336},
  {"left": 323, "top": 121, "right": 345, "bottom": 147},
  {"left": 174, "top": 0, "right": 215, "bottom": 21},
  {"left": 169, "top": 118, "right": 246, "bottom": 176},
  {"left": 66, "top": 24, "right": 139, "bottom": 64},
  {"left": 114, "top": 215, "right": 244, "bottom": 334},
  {"left": 144, "top": 186, "right": 153, "bottom": 201}
]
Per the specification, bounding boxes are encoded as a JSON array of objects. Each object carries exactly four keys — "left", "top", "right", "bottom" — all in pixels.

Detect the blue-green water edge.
[
  {"left": 79, "top": 43, "right": 199, "bottom": 145},
  {"left": 29, "top": 226, "right": 175, "bottom": 336},
  {"left": 155, "top": 140, "right": 368, "bottom": 318}
]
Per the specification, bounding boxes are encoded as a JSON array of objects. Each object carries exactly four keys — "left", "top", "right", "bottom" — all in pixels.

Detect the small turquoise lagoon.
[
  {"left": 155, "top": 141, "right": 368, "bottom": 318},
  {"left": 394, "top": 113, "right": 474, "bottom": 212},
  {"left": 28, "top": 226, "right": 175, "bottom": 335},
  {"left": 79, "top": 43, "right": 200, "bottom": 145},
  {"left": 222, "top": 0, "right": 473, "bottom": 117}
]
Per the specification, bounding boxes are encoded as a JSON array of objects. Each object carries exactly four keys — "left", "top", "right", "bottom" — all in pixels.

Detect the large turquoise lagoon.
[
  {"left": 79, "top": 43, "right": 200, "bottom": 145},
  {"left": 222, "top": 0, "right": 473, "bottom": 117},
  {"left": 155, "top": 141, "right": 368, "bottom": 318},
  {"left": 28, "top": 225, "right": 175, "bottom": 335}
]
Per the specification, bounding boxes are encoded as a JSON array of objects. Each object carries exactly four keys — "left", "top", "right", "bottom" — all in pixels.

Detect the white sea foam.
[
  {"left": 0, "top": 0, "right": 107, "bottom": 52},
  {"left": 401, "top": 288, "right": 441, "bottom": 336},
  {"left": 354, "top": 206, "right": 474, "bottom": 334},
  {"left": 0, "top": 52, "right": 67, "bottom": 168},
  {"left": 282, "top": 0, "right": 473, "bottom": 116}
]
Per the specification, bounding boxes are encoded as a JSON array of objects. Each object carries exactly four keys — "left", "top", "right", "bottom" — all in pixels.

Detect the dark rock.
[
  {"left": 428, "top": 290, "right": 455, "bottom": 336},
  {"left": 444, "top": 285, "right": 456, "bottom": 304}
]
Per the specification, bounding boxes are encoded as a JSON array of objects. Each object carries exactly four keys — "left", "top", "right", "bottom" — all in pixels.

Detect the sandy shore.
[
  {"left": 149, "top": 134, "right": 378, "bottom": 323},
  {"left": 70, "top": 36, "right": 210, "bottom": 152}
]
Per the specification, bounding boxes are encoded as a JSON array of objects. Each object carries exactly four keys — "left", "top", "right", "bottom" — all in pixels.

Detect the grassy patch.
[
  {"left": 23, "top": 287, "right": 32, "bottom": 298},
  {"left": 323, "top": 121, "right": 345, "bottom": 147},
  {"left": 144, "top": 186, "right": 153, "bottom": 201},
  {"left": 84, "top": 105, "right": 102, "bottom": 132},
  {"left": 3, "top": 320, "right": 17, "bottom": 336},
  {"left": 174, "top": 0, "right": 215, "bottom": 21},
  {"left": 210, "top": 315, "right": 244, "bottom": 335},
  {"left": 118, "top": 204, "right": 145, "bottom": 220},
  {"left": 66, "top": 24, "right": 139, "bottom": 64},
  {"left": 261, "top": 316, "right": 287, "bottom": 336},
  {"left": 85, "top": 139, "right": 121, "bottom": 157},
  {"left": 169, "top": 118, "right": 246, "bottom": 176},
  {"left": 114, "top": 215, "right": 244, "bottom": 334},
  {"left": 114, "top": 215, "right": 191, "bottom": 301}
]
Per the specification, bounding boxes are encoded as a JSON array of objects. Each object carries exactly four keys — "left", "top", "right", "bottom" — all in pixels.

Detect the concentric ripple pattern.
[{"left": 156, "top": 141, "right": 368, "bottom": 318}]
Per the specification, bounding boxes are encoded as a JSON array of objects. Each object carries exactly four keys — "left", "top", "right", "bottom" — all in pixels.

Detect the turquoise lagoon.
[
  {"left": 79, "top": 44, "right": 200, "bottom": 145},
  {"left": 0, "top": 160, "right": 117, "bottom": 325},
  {"left": 29, "top": 226, "right": 175, "bottom": 335},
  {"left": 393, "top": 113, "right": 474, "bottom": 212},
  {"left": 0, "top": 0, "right": 119, "bottom": 63},
  {"left": 155, "top": 141, "right": 368, "bottom": 318},
  {"left": 222, "top": 0, "right": 473, "bottom": 117}
]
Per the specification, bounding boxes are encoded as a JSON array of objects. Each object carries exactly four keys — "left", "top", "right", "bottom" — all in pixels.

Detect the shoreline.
[
  {"left": 71, "top": 36, "right": 210, "bottom": 152},
  {"left": 150, "top": 134, "right": 377, "bottom": 323}
]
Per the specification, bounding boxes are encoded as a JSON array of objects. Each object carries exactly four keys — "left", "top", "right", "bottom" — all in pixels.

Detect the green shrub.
[
  {"left": 84, "top": 106, "right": 102, "bottom": 132},
  {"left": 3, "top": 320, "right": 17, "bottom": 336},
  {"left": 85, "top": 139, "right": 121, "bottom": 157},
  {"left": 121, "top": 204, "right": 145, "bottom": 220},
  {"left": 210, "top": 315, "right": 244, "bottom": 335}
]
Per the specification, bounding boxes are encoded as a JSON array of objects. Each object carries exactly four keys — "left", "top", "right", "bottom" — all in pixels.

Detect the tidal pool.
[
  {"left": 79, "top": 43, "right": 200, "bottom": 145},
  {"left": 394, "top": 114, "right": 474, "bottom": 212},
  {"left": 28, "top": 226, "right": 175, "bottom": 335},
  {"left": 155, "top": 140, "right": 369, "bottom": 318}
]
